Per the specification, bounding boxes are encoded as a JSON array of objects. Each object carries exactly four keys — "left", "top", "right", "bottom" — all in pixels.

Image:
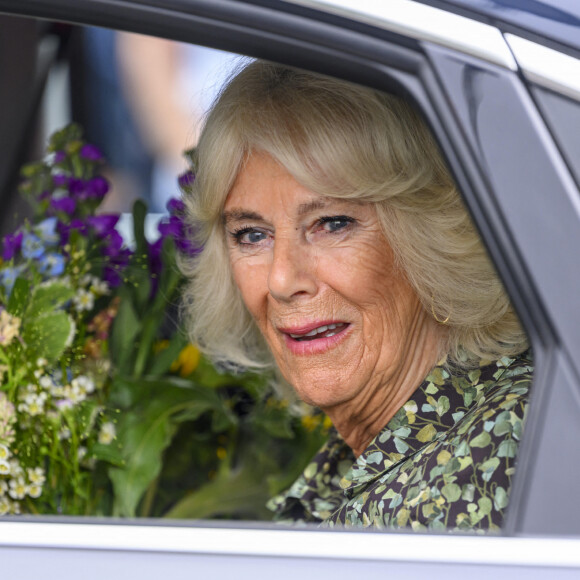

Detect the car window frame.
[{"left": 0, "top": 0, "right": 580, "bottom": 560}]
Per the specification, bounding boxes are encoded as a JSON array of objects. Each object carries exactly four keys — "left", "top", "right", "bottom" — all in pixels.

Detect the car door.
[{"left": 0, "top": 0, "right": 580, "bottom": 577}]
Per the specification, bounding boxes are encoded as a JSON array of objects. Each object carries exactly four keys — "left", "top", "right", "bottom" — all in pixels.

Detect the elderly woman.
[{"left": 182, "top": 60, "right": 532, "bottom": 532}]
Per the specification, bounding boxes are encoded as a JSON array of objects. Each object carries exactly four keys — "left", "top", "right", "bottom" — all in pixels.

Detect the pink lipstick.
[{"left": 278, "top": 321, "right": 351, "bottom": 355}]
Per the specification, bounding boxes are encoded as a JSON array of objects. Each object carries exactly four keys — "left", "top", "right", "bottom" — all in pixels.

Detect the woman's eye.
[
  {"left": 318, "top": 216, "right": 355, "bottom": 233},
  {"left": 231, "top": 227, "right": 268, "bottom": 245}
]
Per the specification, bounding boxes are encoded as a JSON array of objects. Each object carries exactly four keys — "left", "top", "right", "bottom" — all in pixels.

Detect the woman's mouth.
[
  {"left": 288, "top": 322, "right": 348, "bottom": 341},
  {"left": 278, "top": 321, "right": 351, "bottom": 355}
]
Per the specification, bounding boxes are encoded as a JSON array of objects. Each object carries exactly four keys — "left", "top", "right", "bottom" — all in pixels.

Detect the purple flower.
[
  {"left": 68, "top": 176, "right": 108, "bottom": 201},
  {"left": 87, "top": 215, "right": 119, "bottom": 238},
  {"left": 167, "top": 198, "right": 185, "bottom": 215},
  {"left": 86, "top": 176, "right": 109, "bottom": 200},
  {"left": 2, "top": 231, "right": 23, "bottom": 261},
  {"left": 158, "top": 213, "right": 201, "bottom": 256},
  {"left": 103, "top": 247, "right": 132, "bottom": 287},
  {"left": 103, "top": 267, "right": 122, "bottom": 288},
  {"left": 80, "top": 144, "right": 103, "bottom": 161},
  {"left": 177, "top": 170, "right": 195, "bottom": 190},
  {"left": 57, "top": 219, "right": 87, "bottom": 244},
  {"left": 176, "top": 237, "right": 201, "bottom": 256},
  {"left": 54, "top": 151, "right": 66, "bottom": 163},
  {"left": 53, "top": 174, "right": 69, "bottom": 188},
  {"left": 158, "top": 215, "right": 182, "bottom": 239},
  {"left": 50, "top": 196, "right": 76, "bottom": 215},
  {"left": 149, "top": 238, "right": 164, "bottom": 295},
  {"left": 101, "top": 230, "right": 124, "bottom": 257},
  {"left": 69, "top": 178, "right": 86, "bottom": 197}
]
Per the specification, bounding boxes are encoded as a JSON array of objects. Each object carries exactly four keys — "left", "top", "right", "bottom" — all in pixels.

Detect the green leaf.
[
  {"left": 21, "top": 311, "right": 73, "bottom": 363},
  {"left": 132, "top": 199, "right": 148, "bottom": 258},
  {"left": 107, "top": 378, "right": 137, "bottom": 409},
  {"left": 7, "top": 277, "right": 30, "bottom": 316},
  {"left": 109, "top": 408, "right": 177, "bottom": 517},
  {"left": 147, "top": 333, "right": 188, "bottom": 376},
  {"left": 164, "top": 460, "right": 271, "bottom": 520},
  {"left": 493, "top": 420, "right": 512, "bottom": 437},
  {"left": 497, "top": 439, "right": 518, "bottom": 458},
  {"left": 416, "top": 423, "right": 437, "bottom": 443},
  {"left": 210, "top": 406, "right": 236, "bottom": 432},
  {"left": 393, "top": 426, "right": 411, "bottom": 438},
  {"left": 152, "top": 239, "right": 182, "bottom": 311},
  {"left": 127, "top": 262, "right": 152, "bottom": 313},
  {"left": 111, "top": 376, "right": 220, "bottom": 409},
  {"left": 27, "top": 282, "right": 75, "bottom": 318},
  {"left": 76, "top": 400, "right": 100, "bottom": 438},
  {"left": 461, "top": 483, "right": 475, "bottom": 502},
  {"left": 436, "top": 396, "right": 450, "bottom": 416},
  {"left": 454, "top": 440, "right": 470, "bottom": 457},
  {"left": 132, "top": 312, "right": 162, "bottom": 377},
  {"left": 479, "top": 457, "right": 500, "bottom": 482},
  {"left": 494, "top": 486, "right": 509, "bottom": 511},
  {"left": 441, "top": 483, "right": 461, "bottom": 502},
  {"left": 470, "top": 431, "right": 492, "bottom": 448},
  {"left": 477, "top": 496, "right": 492, "bottom": 516},
  {"left": 109, "top": 382, "right": 226, "bottom": 516},
  {"left": 48, "top": 123, "right": 83, "bottom": 152},
  {"left": 20, "top": 160, "right": 48, "bottom": 179},
  {"left": 91, "top": 442, "right": 125, "bottom": 467},
  {"left": 394, "top": 437, "right": 409, "bottom": 454},
  {"left": 255, "top": 408, "right": 294, "bottom": 439},
  {"left": 109, "top": 293, "right": 141, "bottom": 373}
]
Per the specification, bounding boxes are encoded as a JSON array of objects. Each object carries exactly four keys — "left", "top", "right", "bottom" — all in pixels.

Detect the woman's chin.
[{"left": 288, "top": 377, "right": 354, "bottom": 410}]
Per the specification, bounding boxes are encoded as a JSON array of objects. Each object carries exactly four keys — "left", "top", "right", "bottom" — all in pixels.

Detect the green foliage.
[
  {"left": 21, "top": 310, "right": 74, "bottom": 363},
  {"left": 0, "top": 124, "right": 329, "bottom": 520}
]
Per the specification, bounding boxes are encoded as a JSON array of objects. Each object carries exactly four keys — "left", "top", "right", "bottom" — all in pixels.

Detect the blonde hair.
[{"left": 181, "top": 60, "right": 527, "bottom": 376}]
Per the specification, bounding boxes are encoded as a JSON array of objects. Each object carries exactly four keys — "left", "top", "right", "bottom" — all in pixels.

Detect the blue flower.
[
  {"left": 34, "top": 217, "right": 60, "bottom": 246},
  {"left": 21, "top": 233, "right": 45, "bottom": 259},
  {"left": 0, "top": 265, "right": 25, "bottom": 296},
  {"left": 38, "top": 252, "right": 65, "bottom": 277}
]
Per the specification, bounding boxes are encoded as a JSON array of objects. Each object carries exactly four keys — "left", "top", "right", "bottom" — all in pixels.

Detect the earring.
[{"left": 431, "top": 296, "right": 450, "bottom": 325}]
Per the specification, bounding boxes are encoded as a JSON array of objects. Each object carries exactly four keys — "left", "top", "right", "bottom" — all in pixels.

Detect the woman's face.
[{"left": 223, "top": 152, "right": 437, "bottom": 411}]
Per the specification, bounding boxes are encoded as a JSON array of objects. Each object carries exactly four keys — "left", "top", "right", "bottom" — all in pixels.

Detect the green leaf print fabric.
[{"left": 267, "top": 351, "right": 533, "bottom": 532}]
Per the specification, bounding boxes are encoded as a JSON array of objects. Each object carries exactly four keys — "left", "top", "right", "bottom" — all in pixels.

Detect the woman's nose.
[{"left": 267, "top": 235, "right": 318, "bottom": 301}]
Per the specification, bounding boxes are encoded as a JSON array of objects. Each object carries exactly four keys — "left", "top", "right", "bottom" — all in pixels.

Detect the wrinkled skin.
[{"left": 223, "top": 152, "right": 446, "bottom": 456}]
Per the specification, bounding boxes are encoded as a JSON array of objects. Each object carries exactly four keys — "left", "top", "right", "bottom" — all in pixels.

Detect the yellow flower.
[
  {"left": 153, "top": 340, "right": 170, "bottom": 354},
  {"left": 171, "top": 344, "right": 201, "bottom": 377},
  {"left": 301, "top": 415, "right": 319, "bottom": 432},
  {"left": 301, "top": 412, "right": 333, "bottom": 433}
]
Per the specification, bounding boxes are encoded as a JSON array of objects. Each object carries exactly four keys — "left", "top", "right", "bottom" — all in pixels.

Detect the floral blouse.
[{"left": 268, "top": 351, "right": 533, "bottom": 532}]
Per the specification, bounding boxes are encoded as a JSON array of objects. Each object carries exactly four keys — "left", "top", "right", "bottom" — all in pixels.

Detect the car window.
[
  {"left": 0, "top": 17, "right": 334, "bottom": 521},
  {"left": 0, "top": 12, "right": 537, "bottom": 533}
]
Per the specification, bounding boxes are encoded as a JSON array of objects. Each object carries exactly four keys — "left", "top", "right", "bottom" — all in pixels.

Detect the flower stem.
[{"left": 133, "top": 315, "right": 160, "bottom": 378}]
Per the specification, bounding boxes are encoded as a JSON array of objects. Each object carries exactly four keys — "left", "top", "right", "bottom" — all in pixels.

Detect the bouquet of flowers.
[{"left": 0, "top": 125, "right": 329, "bottom": 518}]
